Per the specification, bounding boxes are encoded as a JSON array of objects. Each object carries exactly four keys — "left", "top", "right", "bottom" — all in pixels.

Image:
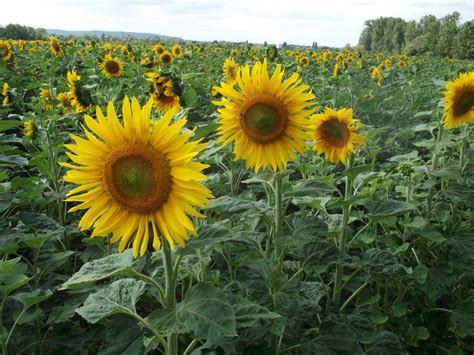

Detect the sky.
[{"left": 1, "top": 0, "right": 473, "bottom": 46}]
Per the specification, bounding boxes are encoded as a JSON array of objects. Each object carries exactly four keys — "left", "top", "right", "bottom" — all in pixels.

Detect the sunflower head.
[
  {"left": 222, "top": 57, "right": 239, "bottom": 85},
  {"left": 212, "top": 58, "right": 316, "bottom": 172},
  {"left": 23, "top": 121, "right": 34, "bottom": 138},
  {"left": 231, "top": 49, "right": 238, "bottom": 57},
  {"left": 153, "top": 43, "right": 165, "bottom": 55},
  {"left": 171, "top": 44, "right": 183, "bottom": 58},
  {"left": 1, "top": 82, "right": 9, "bottom": 106},
  {"left": 160, "top": 51, "right": 174, "bottom": 65},
  {"left": 310, "top": 107, "right": 366, "bottom": 165},
  {"left": 61, "top": 97, "right": 213, "bottom": 257},
  {"left": 100, "top": 55, "right": 124, "bottom": 78},
  {"left": 266, "top": 45, "right": 278, "bottom": 60},
  {"left": 0, "top": 40, "right": 13, "bottom": 62},
  {"left": 333, "top": 63, "right": 339, "bottom": 78},
  {"left": 49, "top": 36, "right": 63, "bottom": 57},
  {"left": 146, "top": 72, "right": 181, "bottom": 112},
  {"left": 443, "top": 71, "right": 474, "bottom": 129},
  {"left": 67, "top": 70, "right": 92, "bottom": 112}
]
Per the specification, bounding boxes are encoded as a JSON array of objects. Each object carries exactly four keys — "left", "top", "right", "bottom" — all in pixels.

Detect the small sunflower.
[
  {"left": 153, "top": 43, "right": 165, "bottom": 56},
  {"left": 0, "top": 40, "right": 13, "bottom": 62},
  {"left": 1, "top": 82, "right": 9, "bottom": 106},
  {"left": 222, "top": 57, "right": 239, "bottom": 85},
  {"left": 213, "top": 58, "right": 316, "bottom": 172},
  {"left": 61, "top": 97, "right": 213, "bottom": 257},
  {"left": 397, "top": 60, "right": 407, "bottom": 68},
  {"left": 99, "top": 55, "right": 124, "bottom": 78},
  {"left": 371, "top": 67, "right": 383, "bottom": 86},
  {"left": 146, "top": 72, "right": 181, "bottom": 112},
  {"left": 67, "top": 70, "right": 92, "bottom": 112},
  {"left": 23, "top": 121, "right": 34, "bottom": 138},
  {"left": 49, "top": 36, "right": 63, "bottom": 57},
  {"left": 171, "top": 44, "right": 183, "bottom": 58},
  {"left": 310, "top": 107, "right": 366, "bottom": 165},
  {"left": 231, "top": 49, "right": 238, "bottom": 57},
  {"left": 57, "top": 92, "right": 74, "bottom": 112},
  {"left": 443, "top": 71, "right": 474, "bottom": 129},
  {"left": 160, "top": 51, "right": 174, "bottom": 65},
  {"left": 40, "top": 88, "right": 53, "bottom": 111},
  {"left": 299, "top": 56, "right": 309, "bottom": 66},
  {"left": 333, "top": 63, "right": 339, "bottom": 78}
]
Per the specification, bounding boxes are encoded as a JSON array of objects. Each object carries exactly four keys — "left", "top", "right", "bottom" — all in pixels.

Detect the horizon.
[{"left": 1, "top": 0, "right": 473, "bottom": 47}]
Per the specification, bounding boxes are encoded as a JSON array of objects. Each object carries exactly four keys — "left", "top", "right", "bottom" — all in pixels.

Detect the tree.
[{"left": 456, "top": 20, "right": 474, "bottom": 59}]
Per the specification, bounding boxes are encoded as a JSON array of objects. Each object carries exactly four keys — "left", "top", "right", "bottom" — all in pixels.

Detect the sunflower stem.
[
  {"left": 273, "top": 173, "right": 284, "bottom": 262},
  {"left": 333, "top": 156, "right": 354, "bottom": 303},
  {"left": 162, "top": 239, "right": 178, "bottom": 355},
  {"left": 427, "top": 121, "right": 444, "bottom": 217}
]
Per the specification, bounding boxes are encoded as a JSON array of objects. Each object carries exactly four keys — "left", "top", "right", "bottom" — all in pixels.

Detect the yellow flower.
[
  {"left": 153, "top": 43, "right": 165, "bottom": 56},
  {"left": 160, "top": 51, "right": 174, "bottom": 65},
  {"left": 23, "top": 121, "right": 34, "bottom": 138},
  {"left": 222, "top": 57, "right": 239, "bottom": 85},
  {"left": 443, "top": 72, "right": 474, "bottom": 129},
  {"left": 39, "top": 88, "right": 53, "bottom": 110},
  {"left": 310, "top": 107, "right": 366, "bottom": 165},
  {"left": 49, "top": 36, "right": 63, "bottom": 56},
  {"left": 57, "top": 92, "right": 73, "bottom": 112},
  {"left": 67, "top": 70, "right": 91, "bottom": 112},
  {"left": 1, "top": 82, "right": 9, "bottom": 106},
  {"left": 0, "top": 40, "right": 13, "bottom": 62},
  {"left": 397, "top": 60, "right": 407, "bottom": 68},
  {"left": 61, "top": 97, "right": 213, "bottom": 257},
  {"left": 146, "top": 72, "right": 181, "bottom": 112},
  {"left": 99, "top": 55, "right": 124, "bottom": 78},
  {"left": 299, "top": 56, "right": 309, "bottom": 66},
  {"left": 231, "top": 49, "right": 238, "bottom": 57},
  {"left": 171, "top": 44, "right": 183, "bottom": 58},
  {"left": 212, "top": 59, "right": 315, "bottom": 172},
  {"left": 333, "top": 63, "right": 339, "bottom": 78},
  {"left": 371, "top": 67, "right": 383, "bottom": 86}
]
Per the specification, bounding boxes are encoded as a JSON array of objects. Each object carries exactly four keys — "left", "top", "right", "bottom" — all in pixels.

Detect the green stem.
[
  {"left": 333, "top": 157, "right": 354, "bottom": 303},
  {"left": 273, "top": 173, "right": 284, "bottom": 261},
  {"left": 129, "top": 269, "right": 165, "bottom": 302},
  {"left": 340, "top": 279, "right": 371, "bottom": 311},
  {"left": 428, "top": 122, "right": 444, "bottom": 217},
  {"left": 162, "top": 239, "right": 178, "bottom": 355}
]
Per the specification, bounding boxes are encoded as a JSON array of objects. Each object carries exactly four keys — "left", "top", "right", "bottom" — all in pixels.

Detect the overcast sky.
[{"left": 1, "top": 0, "right": 473, "bottom": 46}]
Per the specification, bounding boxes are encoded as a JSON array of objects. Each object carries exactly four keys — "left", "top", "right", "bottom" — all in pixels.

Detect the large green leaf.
[
  {"left": 76, "top": 278, "right": 146, "bottom": 323},
  {"left": 60, "top": 250, "right": 135, "bottom": 290},
  {"left": 450, "top": 300, "right": 474, "bottom": 338},
  {"left": 367, "top": 200, "right": 415, "bottom": 218},
  {"left": 12, "top": 288, "right": 53, "bottom": 308}
]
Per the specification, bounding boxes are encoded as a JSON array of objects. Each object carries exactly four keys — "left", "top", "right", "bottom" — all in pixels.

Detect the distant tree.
[
  {"left": 436, "top": 12, "right": 460, "bottom": 57},
  {"left": 0, "top": 23, "right": 47, "bottom": 40},
  {"left": 455, "top": 20, "right": 474, "bottom": 59}
]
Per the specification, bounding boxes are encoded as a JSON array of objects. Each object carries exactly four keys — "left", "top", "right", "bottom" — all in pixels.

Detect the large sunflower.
[
  {"left": 0, "top": 40, "right": 13, "bottom": 62},
  {"left": 212, "top": 58, "right": 315, "bottom": 172},
  {"left": 443, "top": 71, "right": 474, "bottom": 129},
  {"left": 160, "top": 51, "right": 174, "bottom": 65},
  {"left": 67, "top": 70, "right": 91, "bottom": 112},
  {"left": 49, "top": 36, "right": 63, "bottom": 57},
  {"left": 61, "top": 97, "right": 213, "bottom": 257},
  {"left": 99, "top": 55, "right": 124, "bottom": 78},
  {"left": 310, "top": 107, "right": 366, "bottom": 165}
]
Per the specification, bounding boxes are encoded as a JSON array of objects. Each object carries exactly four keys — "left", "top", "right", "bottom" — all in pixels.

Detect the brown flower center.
[
  {"left": 104, "top": 144, "right": 171, "bottom": 214},
  {"left": 105, "top": 60, "right": 120, "bottom": 75},
  {"left": 454, "top": 91, "right": 474, "bottom": 116},
  {"left": 320, "top": 118, "right": 350, "bottom": 147},
  {"left": 240, "top": 96, "right": 288, "bottom": 144},
  {"left": 161, "top": 54, "right": 172, "bottom": 64}
]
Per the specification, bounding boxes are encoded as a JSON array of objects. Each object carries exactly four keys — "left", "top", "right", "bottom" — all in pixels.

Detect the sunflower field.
[{"left": 0, "top": 36, "right": 473, "bottom": 355}]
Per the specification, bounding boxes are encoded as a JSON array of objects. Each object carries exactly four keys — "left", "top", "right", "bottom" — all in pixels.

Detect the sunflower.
[
  {"left": 49, "top": 36, "right": 63, "bottom": 57},
  {"left": 212, "top": 58, "right": 315, "bottom": 172},
  {"left": 160, "top": 51, "right": 174, "bottom": 65},
  {"left": 67, "top": 70, "right": 91, "bottom": 112},
  {"left": 0, "top": 40, "right": 13, "bottom": 62},
  {"left": 61, "top": 97, "right": 212, "bottom": 257},
  {"left": 371, "top": 67, "right": 382, "bottom": 86},
  {"left": 231, "top": 49, "right": 238, "bottom": 57},
  {"left": 310, "top": 107, "right": 366, "bottom": 165},
  {"left": 333, "top": 63, "right": 339, "bottom": 78},
  {"left": 23, "top": 121, "right": 34, "bottom": 138},
  {"left": 146, "top": 72, "right": 181, "bottom": 112},
  {"left": 153, "top": 43, "right": 165, "bottom": 56},
  {"left": 171, "top": 44, "right": 183, "bottom": 58},
  {"left": 99, "top": 55, "right": 124, "bottom": 78},
  {"left": 1, "top": 82, "right": 9, "bottom": 106},
  {"left": 57, "top": 92, "right": 73, "bottom": 112},
  {"left": 40, "top": 88, "right": 53, "bottom": 111},
  {"left": 397, "top": 60, "right": 407, "bottom": 68},
  {"left": 443, "top": 71, "right": 474, "bottom": 129},
  {"left": 222, "top": 57, "right": 239, "bottom": 85},
  {"left": 299, "top": 56, "right": 309, "bottom": 66}
]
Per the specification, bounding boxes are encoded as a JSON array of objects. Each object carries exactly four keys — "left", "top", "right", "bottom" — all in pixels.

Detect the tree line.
[
  {"left": 0, "top": 24, "right": 48, "bottom": 40},
  {"left": 358, "top": 12, "right": 474, "bottom": 59}
]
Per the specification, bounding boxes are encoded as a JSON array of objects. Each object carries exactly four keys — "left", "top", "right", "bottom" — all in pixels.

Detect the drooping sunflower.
[
  {"left": 171, "top": 44, "right": 183, "bottom": 58},
  {"left": 160, "top": 51, "right": 174, "bottom": 65},
  {"left": 49, "top": 36, "right": 63, "bottom": 57},
  {"left": 67, "top": 70, "right": 91, "bottom": 112},
  {"left": 0, "top": 40, "right": 13, "bottom": 62},
  {"left": 99, "top": 55, "right": 124, "bottom": 78},
  {"left": 371, "top": 67, "right": 383, "bottom": 86},
  {"left": 212, "top": 58, "right": 316, "bottom": 172},
  {"left": 146, "top": 72, "right": 181, "bottom": 112},
  {"left": 39, "top": 88, "right": 53, "bottom": 111},
  {"left": 23, "top": 121, "right": 34, "bottom": 138},
  {"left": 57, "top": 92, "right": 74, "bottom": 112},
  {"left": 222, "top": 57, "right": 239, "bottom": 85},
  {"left": 310, "top": 107, "right": 366, "bottom": 165},
  {"left": 61, "top": 97, "right": 213, "bottom": 257},
  {"left": 1, "top": 82, "right": 9, "bottom": 106},
  {"left": 333, "top": 63, "right": 339, "bottom": 78},
  {"left": 443, "top": 71, "right": 474, "bottom": 129}
]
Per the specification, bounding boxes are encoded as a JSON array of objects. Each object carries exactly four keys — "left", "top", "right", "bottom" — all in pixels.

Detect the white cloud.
[{"left": 1, "top": 0, "right": 472, "bottom": 46}]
